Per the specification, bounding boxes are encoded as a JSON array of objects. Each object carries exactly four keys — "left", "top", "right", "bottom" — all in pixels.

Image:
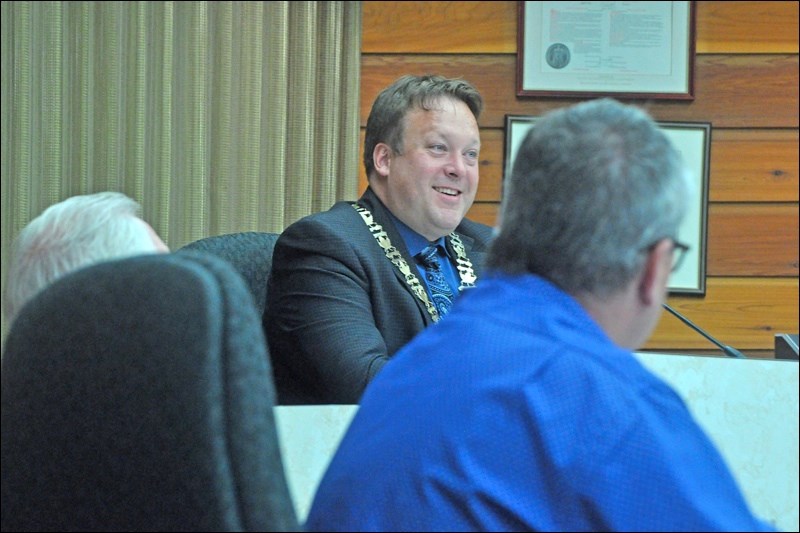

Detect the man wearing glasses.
[{"left": 306, "top": 99, "right": 774, "bottom": 532}]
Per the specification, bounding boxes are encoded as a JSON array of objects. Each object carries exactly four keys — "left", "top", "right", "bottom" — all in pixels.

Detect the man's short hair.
[
  {"left": 363, "top": 74, "right": 483, "bottom": 179},
  {"left": 3, "top": 191, "right": 163, "bottom": 321}
]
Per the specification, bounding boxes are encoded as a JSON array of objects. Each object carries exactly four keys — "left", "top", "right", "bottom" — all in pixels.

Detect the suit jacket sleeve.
[{"left": 266, "top": 209, "right": 407, "bottom": 404}]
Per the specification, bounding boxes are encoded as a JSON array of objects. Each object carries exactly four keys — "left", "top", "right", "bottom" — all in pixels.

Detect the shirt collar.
[{"left": 388, "top": 212, "right": 450, "bottom": 258}]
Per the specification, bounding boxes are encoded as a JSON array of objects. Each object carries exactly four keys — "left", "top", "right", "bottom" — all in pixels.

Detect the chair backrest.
[
  {"left": 177, "top": 232, "right": 280, "bottom": 318},
  {"left": 1, "top": 253, "right": 300, "bottom": 532}
]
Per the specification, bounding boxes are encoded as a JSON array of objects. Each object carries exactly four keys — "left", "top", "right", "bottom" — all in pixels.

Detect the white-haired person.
[{"left": 3, "top": 191, "right": 169, "bottom": 325}]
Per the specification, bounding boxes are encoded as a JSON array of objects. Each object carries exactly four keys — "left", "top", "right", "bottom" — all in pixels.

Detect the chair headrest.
[
  {"left": 178, "top": 232, "right": 280, "bottom": 318},
  {"left": 1, "top": 253, "right": 299, "bottom": 531}
]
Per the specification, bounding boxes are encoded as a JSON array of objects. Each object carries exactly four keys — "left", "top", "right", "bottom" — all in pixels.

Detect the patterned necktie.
[{"left": 417, "top": 244, "right": 455, "bottom": 318}]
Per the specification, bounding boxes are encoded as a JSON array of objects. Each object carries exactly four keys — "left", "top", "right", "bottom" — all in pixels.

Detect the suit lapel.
[{"left": 357, "top": 188, "right": 433, "bottom": 322}]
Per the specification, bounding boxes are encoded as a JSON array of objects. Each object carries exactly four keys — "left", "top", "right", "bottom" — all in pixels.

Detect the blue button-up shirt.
[{"left": 307, "top": 272, "right": 776, "bottom": 532}]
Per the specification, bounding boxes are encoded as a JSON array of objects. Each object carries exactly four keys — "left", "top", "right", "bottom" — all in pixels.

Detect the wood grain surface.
[
  {"left": 363, "top": 1, "right": 799, "bottom": 54},
  {"left": 361, "top": 1, "right": 799, "bottom": 351}
]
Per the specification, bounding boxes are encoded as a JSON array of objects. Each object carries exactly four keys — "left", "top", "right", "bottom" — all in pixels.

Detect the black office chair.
[
  {"left": 1, "top": 253, "right": 300, "bottom": 532},
  {"left": 178, "top": 232, "right": 280, "bottom": 318}
]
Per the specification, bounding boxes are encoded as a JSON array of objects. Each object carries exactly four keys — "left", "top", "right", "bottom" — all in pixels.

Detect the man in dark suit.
[{"left": 265, "top": 74, "right": 494, "bottom": 404}]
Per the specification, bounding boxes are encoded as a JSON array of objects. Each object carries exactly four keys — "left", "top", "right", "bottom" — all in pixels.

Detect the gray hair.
[
  {"left": 363, "top": 74, "right": 483, "bottom": 179},
  {"left": 488, "top": 98, "right": 691, "bottom": 297},
  {"left": 3, "top": 191, "right": 162, "bottom": 321}
]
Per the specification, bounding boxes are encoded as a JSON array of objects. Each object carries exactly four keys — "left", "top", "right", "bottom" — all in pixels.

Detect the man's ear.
[
  {"left": 638, "top": 239, "right": 673, "bottom": 306},
  {"left": 373, "top": 143, "right": 392, "bottom": 178}
]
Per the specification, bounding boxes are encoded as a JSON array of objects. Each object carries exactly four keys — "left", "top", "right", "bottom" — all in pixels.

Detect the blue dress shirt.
[{"left": 306, "top": 272, "right": 776, "bottom": 532}]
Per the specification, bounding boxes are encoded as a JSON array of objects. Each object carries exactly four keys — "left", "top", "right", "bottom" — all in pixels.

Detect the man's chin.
[{"left": 440, "top": 208, "right": 468, "bottom": 229}]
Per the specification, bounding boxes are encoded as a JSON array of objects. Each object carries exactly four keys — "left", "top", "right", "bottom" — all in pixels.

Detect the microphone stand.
[{"left": 662, "top": 304, "right": 746, "bottom": 359}]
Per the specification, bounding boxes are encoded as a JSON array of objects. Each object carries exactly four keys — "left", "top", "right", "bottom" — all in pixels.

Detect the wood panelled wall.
[{"left": 360, "top": 1, "right": 799, "bottom": 357}]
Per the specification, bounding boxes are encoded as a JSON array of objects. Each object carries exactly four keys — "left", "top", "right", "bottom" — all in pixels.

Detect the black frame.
[{"left": 503, "top": 114, "right": 711, "bottom": 295}]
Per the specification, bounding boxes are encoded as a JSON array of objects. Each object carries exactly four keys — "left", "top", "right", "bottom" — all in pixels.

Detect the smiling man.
[{"left": 265, "top": 75, "right": 494, "bottom": 405}]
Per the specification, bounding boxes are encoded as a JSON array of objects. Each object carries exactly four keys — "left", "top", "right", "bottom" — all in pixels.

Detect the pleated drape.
[{"left": 0, "top": 1, "right": 362, "bottom": 339}]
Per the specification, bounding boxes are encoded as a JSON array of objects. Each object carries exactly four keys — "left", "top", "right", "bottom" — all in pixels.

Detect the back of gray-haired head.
[
  {"left": 488, "top": 98, "right": 690, "bottom": 297},
  {"left": 3, "top": 191, "right": 161, "bottom": 322},
  {"left": 363, "top": 74, "right": 484, "bottom": 179}
]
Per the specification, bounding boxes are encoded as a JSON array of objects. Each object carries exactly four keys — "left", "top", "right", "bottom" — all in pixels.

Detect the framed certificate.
[
  {"left": 504, "top": 114, "right": 711, "bottom": 294},
  {"left": 517, "top": 1, "right": 696, "bottom": 100}
]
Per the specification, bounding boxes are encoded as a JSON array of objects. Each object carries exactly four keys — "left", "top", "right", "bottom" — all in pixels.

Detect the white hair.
[{"left": 3, "top": 191, "right": 164, "bottom": 322}]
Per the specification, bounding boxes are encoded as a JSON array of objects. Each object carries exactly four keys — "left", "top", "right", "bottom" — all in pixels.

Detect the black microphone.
[{"left": 662, "top": 303, "right": 747, "bottom": 359}]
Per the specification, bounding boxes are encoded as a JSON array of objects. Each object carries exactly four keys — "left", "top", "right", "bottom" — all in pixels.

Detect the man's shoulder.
[
  {"left": 275, "top": 200, "right": 386, "bottom": 259},
  {"left": 456, "top": 217, "right": 494, "bottom": 248},
  {"left": 281, "top": 201, "right": 361, "bottom": 234}
]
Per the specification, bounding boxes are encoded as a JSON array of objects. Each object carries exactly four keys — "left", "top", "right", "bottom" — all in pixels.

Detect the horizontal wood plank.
[
  {"left": 650, "top": 278, "right": 799, "bottom": 350},
  {"left": 696, "top": 0, "right": 799, "bottom": 53},
  {"left": 710, "top": 129, "right": 799, "bottom": 202},
  {"left": 362, "top": 1, "right": 516, "bottom": 54},
  {"left": 361, "top": 54, "right": 799, "bottom": 129},
  {"left": 466, "top": 202, "right": 799, "bottom": 277},
  {"left": 363, "top": 1, "right": 800, "bottom": 54},
  {"left": 708, "top": 204, "right": 799, "bottom": 276},
  {"left": 640, "top": 349, "right": 777, "bottom": 360}
]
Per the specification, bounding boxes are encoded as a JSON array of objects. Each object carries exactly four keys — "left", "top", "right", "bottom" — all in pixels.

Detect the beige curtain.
[{"left": 0, "top": 1, "right": 362, "bottom": 338}]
